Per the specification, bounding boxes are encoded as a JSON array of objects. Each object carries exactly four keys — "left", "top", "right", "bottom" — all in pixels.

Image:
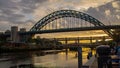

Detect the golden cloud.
[{"left": 112, "top": 1, "right": 120, "bottom": 9}]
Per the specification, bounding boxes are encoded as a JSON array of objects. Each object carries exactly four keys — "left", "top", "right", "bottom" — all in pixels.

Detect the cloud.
[
  {"left": 32, "top": 0, "right": 113, "bottom": 27},
  {"left": 0, "top": 21, "right": 11, "bottom": 31},
  {"left": 86, "top": 0, "right": 120, "bottom": 25},
  {"left": 112, "top": 1, "right": 120, "bottom": 9},
  {"left": 0, "top": 0, "right": 47, "bottom": 31},
  {"left": 19, "top": 0, "right": 47, "bottom": 13},
  {"left": 0, "top": 0, "right": 119, "bottom": 33}
]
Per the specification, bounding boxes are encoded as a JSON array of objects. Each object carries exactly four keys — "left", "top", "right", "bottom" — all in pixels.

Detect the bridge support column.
[
  {"left": 65, "top": 49, "right": 68, "bottom": 60},
  {"left": 90, "top": 37, "right": 92, "bottom": 44},
  {"left": 65, "top": 38, "right": 68, "bottom": 44},
  {"left": 53, "top": 38, "right": 57, "bottom": 49},
  {"left": 96, "top": 39, "right": 98, "bottom": 44},
  {"left": 75, "top": 37, "right": 80, "bottom": 44},
  {"left": 25, "top": 34, "right": 34, "bottom": 43},
  {"left": 78, "top": 47, "right": 82, "bottom": 68},
  {"left": 77, "top": 37, "right": 80, "bottom": 44},
  {"left": 65, "top": 38, "right": 68, "bottom": 60},
  {"left": 102, "top": 36, "right": 107, "bottom": 45},
  {"left": 102, "top": 36, "right": 105, "bottom": 42}
]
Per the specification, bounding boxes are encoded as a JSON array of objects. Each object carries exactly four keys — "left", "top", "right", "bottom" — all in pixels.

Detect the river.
[{"left": 0, "top": 48, "right": 91, "bottom": 68}]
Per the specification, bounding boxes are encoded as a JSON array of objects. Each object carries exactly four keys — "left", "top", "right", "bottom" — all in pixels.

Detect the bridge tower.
[
  {"left": 11, "top": 26, "right": 19, "bottom": 42},
  {"left": 19, "top": 28, "right": 27, "bottom": 42}
]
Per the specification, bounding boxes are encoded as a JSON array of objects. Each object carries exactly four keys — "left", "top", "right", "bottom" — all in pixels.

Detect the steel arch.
[
  {"left": 30, "top": 10, "right": 105, "bottom": 31},
  {"left": 30, "top": 10, "right": 113, "bottom": 38}
]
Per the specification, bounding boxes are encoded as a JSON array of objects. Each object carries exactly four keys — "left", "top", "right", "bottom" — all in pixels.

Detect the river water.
[{"left": 0, "top": 48, "right": 91, "bottom": 68}]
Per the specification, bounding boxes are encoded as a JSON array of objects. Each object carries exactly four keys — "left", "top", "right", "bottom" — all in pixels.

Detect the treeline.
[{"left": 27, "top": 38, "right": 62, "bottom": 47}]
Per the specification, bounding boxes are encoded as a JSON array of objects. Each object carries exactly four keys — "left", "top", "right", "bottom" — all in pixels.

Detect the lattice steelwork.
[
  {"left": 40, "top": 17, "right": 94, "bottom": 30},
  {"left": 30, "top": 10, "right": 114, "bottom": 38}
]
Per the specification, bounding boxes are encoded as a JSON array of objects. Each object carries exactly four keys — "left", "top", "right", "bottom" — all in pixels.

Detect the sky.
[
  {"left": 0, "top": 0, "right": 120, "bottom": 31},
  {"left": 0, "top": 0, "right": 120, "bottom": 38}
]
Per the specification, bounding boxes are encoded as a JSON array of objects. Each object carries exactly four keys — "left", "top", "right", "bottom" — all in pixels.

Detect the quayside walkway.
[
  {"left": 82, "top": 56, "right": 97, "bottom": 68},
  {"left": 82, "top": 55, "right": 120, "bottom": 68}
]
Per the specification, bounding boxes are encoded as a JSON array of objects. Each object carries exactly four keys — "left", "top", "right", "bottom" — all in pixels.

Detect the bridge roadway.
[
  {"left": 19, "top": 25, "right": 120, "bottom": 35},
  {"left": 60, "top": 43, "right": 99, "bottom": 48},
  {"left": 48, "top": 36, "right": 111, "bottom": 41}
]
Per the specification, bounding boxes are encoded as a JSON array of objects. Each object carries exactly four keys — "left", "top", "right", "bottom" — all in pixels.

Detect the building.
[
  {"left": 20, "top": 28, "right": 27, "bottom": 42},
  {"left": 11, "top": 26, "right": 19, "bottom": 42}
]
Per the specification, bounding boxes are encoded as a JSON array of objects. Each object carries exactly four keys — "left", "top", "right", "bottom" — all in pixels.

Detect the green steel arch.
[
  {"left": 30, "top": 10, "right": 113, "bottom": 38},
  {"left": 30, "top": 10, "right": 105, "bottom": 31}
]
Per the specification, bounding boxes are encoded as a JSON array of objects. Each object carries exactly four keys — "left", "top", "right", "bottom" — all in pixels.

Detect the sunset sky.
[{"left": 0, "top": 0, "right": 120, "bottom": 38}]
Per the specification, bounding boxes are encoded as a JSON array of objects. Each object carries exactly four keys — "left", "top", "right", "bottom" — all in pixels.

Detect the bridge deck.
[{"left": 20, "top": 25, "right": 120, "bottom": 35}]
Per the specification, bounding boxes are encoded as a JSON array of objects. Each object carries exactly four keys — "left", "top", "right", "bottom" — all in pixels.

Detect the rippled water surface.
[{"left": 0, "top": 49, "right": 90, "bottom": 68}]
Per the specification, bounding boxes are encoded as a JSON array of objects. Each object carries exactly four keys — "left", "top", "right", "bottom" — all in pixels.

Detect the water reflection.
[
  {"left": 0, "top": 52, "right": 32, "bottom": 68},
  {"left": 34, "top": 51, "right": 79, "bottom": 68},
  {"left": 0, "top": 49, "right": 89, "bottom": 68}
]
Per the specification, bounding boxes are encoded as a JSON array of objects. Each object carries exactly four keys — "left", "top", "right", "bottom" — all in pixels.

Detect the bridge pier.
[
  {"left": 53, "top": 38, "right": 58, "bottom": 49},
  {"left": 102, "top": 36, "right": 105, "bottom": 41},
  {"left": 90, "top": 37, "right": 92, "bottom": 44},
  {"left": 102, "top": 36, "right": 106, "bottom": 44},
  {"left": 20, "top": 34, "right": 34, "bottom": 43},
  {"left": 65, "top": 48, "right": 68, "bottom": 60},
  {"left": 74, "top": 37, "right": 80, "bottom": 44},
  {"left": 77, "top": 37, "right": 80, "bottom": 44},
  {"left": 65, "top": 38, "right": 68, "bottom": 44},
  {"left": 64, "top": 38, "right": 68, "bottom": 60},
  {"left": 78, "top": 47, "right": 82, "bottom": 68}
]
